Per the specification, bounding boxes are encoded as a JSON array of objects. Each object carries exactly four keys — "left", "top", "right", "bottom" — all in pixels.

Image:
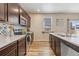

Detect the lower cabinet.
[
  {"left": 55, "top": 37, "right": 61, "bottom": 56},
  {"left": 17, "top": 37, "right": 26, "bottom": 56},
  {"left": 0, "top": 36, "right": 26, "bottom": 56},
  {"left": 49, "top": 34, "right": 61, "bottom": 56},
  {"left": 0, "top": 41, "right": 17, "bottom": 56},
  {"left": 6, "top": 48, "right": 17, "bottom": 56}
]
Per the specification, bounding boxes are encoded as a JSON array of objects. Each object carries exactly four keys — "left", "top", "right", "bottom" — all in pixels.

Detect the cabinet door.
[
  {"left": 52, "top": 36, "right": 56, "bottom": 54},
  {"left": 55, "top": 37, "right": 61, "bottom": 56},
  {"left": 4, "top": 3, "right": 8, "bottom": 22},
  {"left": 20, "top": 8, "right": 27, "bottom": 26},
  {"left": 8, "top": 3, "right": 19, "bottom": 24},
  {"left": 27, "top": 16, "right": 31, "bottom": 28},
  {"left": 49, "top": 34, "right": 52, "bottom": 48},
  {"left": 20, "top": 8, "right": 31, "bottom": 28},
  {"left": 49, "top": 35, "right": 61, "bottom": 56},
  {"left": 49, "top": 34, "right": 56, "bottom": 54},
  {"left": 0, "top": 41, "right": 17, "bottom": 56},
  {"left": 17, "top": 37, "right": 26, "bottom": 56},
  {"left": 6, "top": 48, "right": 17, "bottom": 56},
  {"left": 0, "top": 4, "right": 5, "bottom": 22}
]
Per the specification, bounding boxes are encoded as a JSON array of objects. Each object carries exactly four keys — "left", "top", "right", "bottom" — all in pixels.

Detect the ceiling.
[{"left": 19, "top": 3, "right": 79, "bottom": 13}]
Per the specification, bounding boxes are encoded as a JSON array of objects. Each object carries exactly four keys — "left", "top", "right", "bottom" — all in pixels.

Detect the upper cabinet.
[
  {"left": 4, "top": 3, "right": 8, "bottom": 22},
  {"left": 0, "top": 3, "right": 7, "bottom": 22},
  {"left": 8, "top": 3, "right": 19, "bottom": 24},
  {"left": 0, "top": 3, "right": 31, "bottom": 28},
  {"left": 20, "top": 7, "right": 31, "bottom": 27},
  {"left": 19, "top": 8, "right": 27, "bottom": 26}
]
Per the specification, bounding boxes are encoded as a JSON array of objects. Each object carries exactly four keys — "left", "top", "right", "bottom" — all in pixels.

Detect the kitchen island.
[
  {"left": 49, "top": 33, "right": 79, "bottom": 56},
  {"left": 0, "top": 35, "right": 26, "bottom": 56}
]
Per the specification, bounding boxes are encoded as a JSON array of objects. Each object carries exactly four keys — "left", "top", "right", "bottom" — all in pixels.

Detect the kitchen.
[{"left": 0, "top": 3, "right": 79, "bottom": 56}]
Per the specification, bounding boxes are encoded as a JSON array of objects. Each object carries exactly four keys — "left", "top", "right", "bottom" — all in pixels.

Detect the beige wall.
[{"left": 29, "top": 13, "right": 79, "bottom": 41}]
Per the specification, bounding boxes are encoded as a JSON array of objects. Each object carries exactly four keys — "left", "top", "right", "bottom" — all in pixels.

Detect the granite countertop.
[
  {"left": 50, "top": 33, "right": 79, "bottom": 47},
  {"left": 0, "top": 35, "right": 26, "bottom": 49}
]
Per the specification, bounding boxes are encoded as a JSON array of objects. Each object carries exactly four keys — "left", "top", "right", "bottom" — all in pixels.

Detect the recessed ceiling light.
[{"left": 37, "top": 9, "right": 40, "bottom": 12}]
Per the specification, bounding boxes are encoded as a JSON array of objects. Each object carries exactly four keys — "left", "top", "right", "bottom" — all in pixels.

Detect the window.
[
  {"left": 43, "top": 17, "right": 51, "bottom": 32},
  {"left": 69, "top": 20, "right": 79, "bottom": 31}
]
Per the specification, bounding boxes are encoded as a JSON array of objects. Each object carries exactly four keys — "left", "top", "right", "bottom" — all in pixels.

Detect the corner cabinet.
[{"left": 0, "top": 41, "right": 17, "bottom": 56}]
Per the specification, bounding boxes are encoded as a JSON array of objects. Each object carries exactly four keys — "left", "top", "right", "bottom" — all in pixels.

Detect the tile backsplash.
[
  {"left": 0, "top": 23, "right": 9, "bottom": 36},
  {"left": 0, "top": 23, "right": 27, "bottom": 36}
]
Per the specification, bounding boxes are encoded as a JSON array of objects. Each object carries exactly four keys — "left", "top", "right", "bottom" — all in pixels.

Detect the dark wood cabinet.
[
  {"left": 0, "top": 41, "right": 17, "bottom": 56},
  {"left": 49, "top": 34, "right": 56, "bottom": 53},
  {"left": 20, "top": 7, "right": 31, "bottom": 28},
  {"left": 0, "top": 3, "right": 30, "bottom": 56},
  {"left": 6, "top": 48, "right": 17, "bottom": 56},
  {"left": 0, "top": 36, "right": 26, "bottom": 56},
  {"left": 0, "top": 3, "right": 31, "bottom": 26},
  {"left": 0, "top": 3, "right": 6, "bottom": 22},
  {"left": 49, "top": 34, "right": 61, "bottom": 56},
  {"left": 17, "top": 37, "right": 26, "bottom": 56},
  {"left": 49, "top": 34, "right": 53, "bottom": 48},
  {"left": 27, "top": 16, "right": 31, "bottom": 28},
  {"left": 8, "top": 3, "right": 19, "bottom": 24},
  {"left": 4, "top": 3, "right": 8, "bottom": 22},
  {"left": 55, "top": 36, "right": 61, "bottom": 56}
]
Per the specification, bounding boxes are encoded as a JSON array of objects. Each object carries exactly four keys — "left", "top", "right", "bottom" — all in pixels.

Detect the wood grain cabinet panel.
[
  {"left": 0, "top": 41, "right": 17, "bottom": 56},
  {"left": 55, "top": 37, "right": 61, "bottom": 56},
  {"left": 0, "top": 3, "right": 7, "bottom": 22},
  {"left": 49, "top": 34, "right": 61, "bottom": 56},
  {"left": 20, "top": 7, "right": 31, "bottom": 28},
  {"left": 8, "top": 3, "right": 19, "bottom": 24},
  {"left": 17, "top": 37, "right": 26, "bottom": 56},
  {"left": 49, "top": 34, "right": 53, "bottom": 49},
  {"left": 49, "top": 34, "right": 56, "bottom": 54},
  {"left": 6, "top": 48, "right": 17, "bottom": 56}
]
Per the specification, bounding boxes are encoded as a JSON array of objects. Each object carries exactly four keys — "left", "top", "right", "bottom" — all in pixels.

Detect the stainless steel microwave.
[{"left": 20, "top": 16, "right": 27, "bottom": 26}]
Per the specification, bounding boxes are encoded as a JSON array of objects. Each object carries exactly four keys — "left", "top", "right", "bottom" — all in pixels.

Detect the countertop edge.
[
  {"left": 49, "top": 33, "right": 79, "bottom": 52},
  {"left": 0, "top": 35, "right": 26, "bottom": 50}
]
